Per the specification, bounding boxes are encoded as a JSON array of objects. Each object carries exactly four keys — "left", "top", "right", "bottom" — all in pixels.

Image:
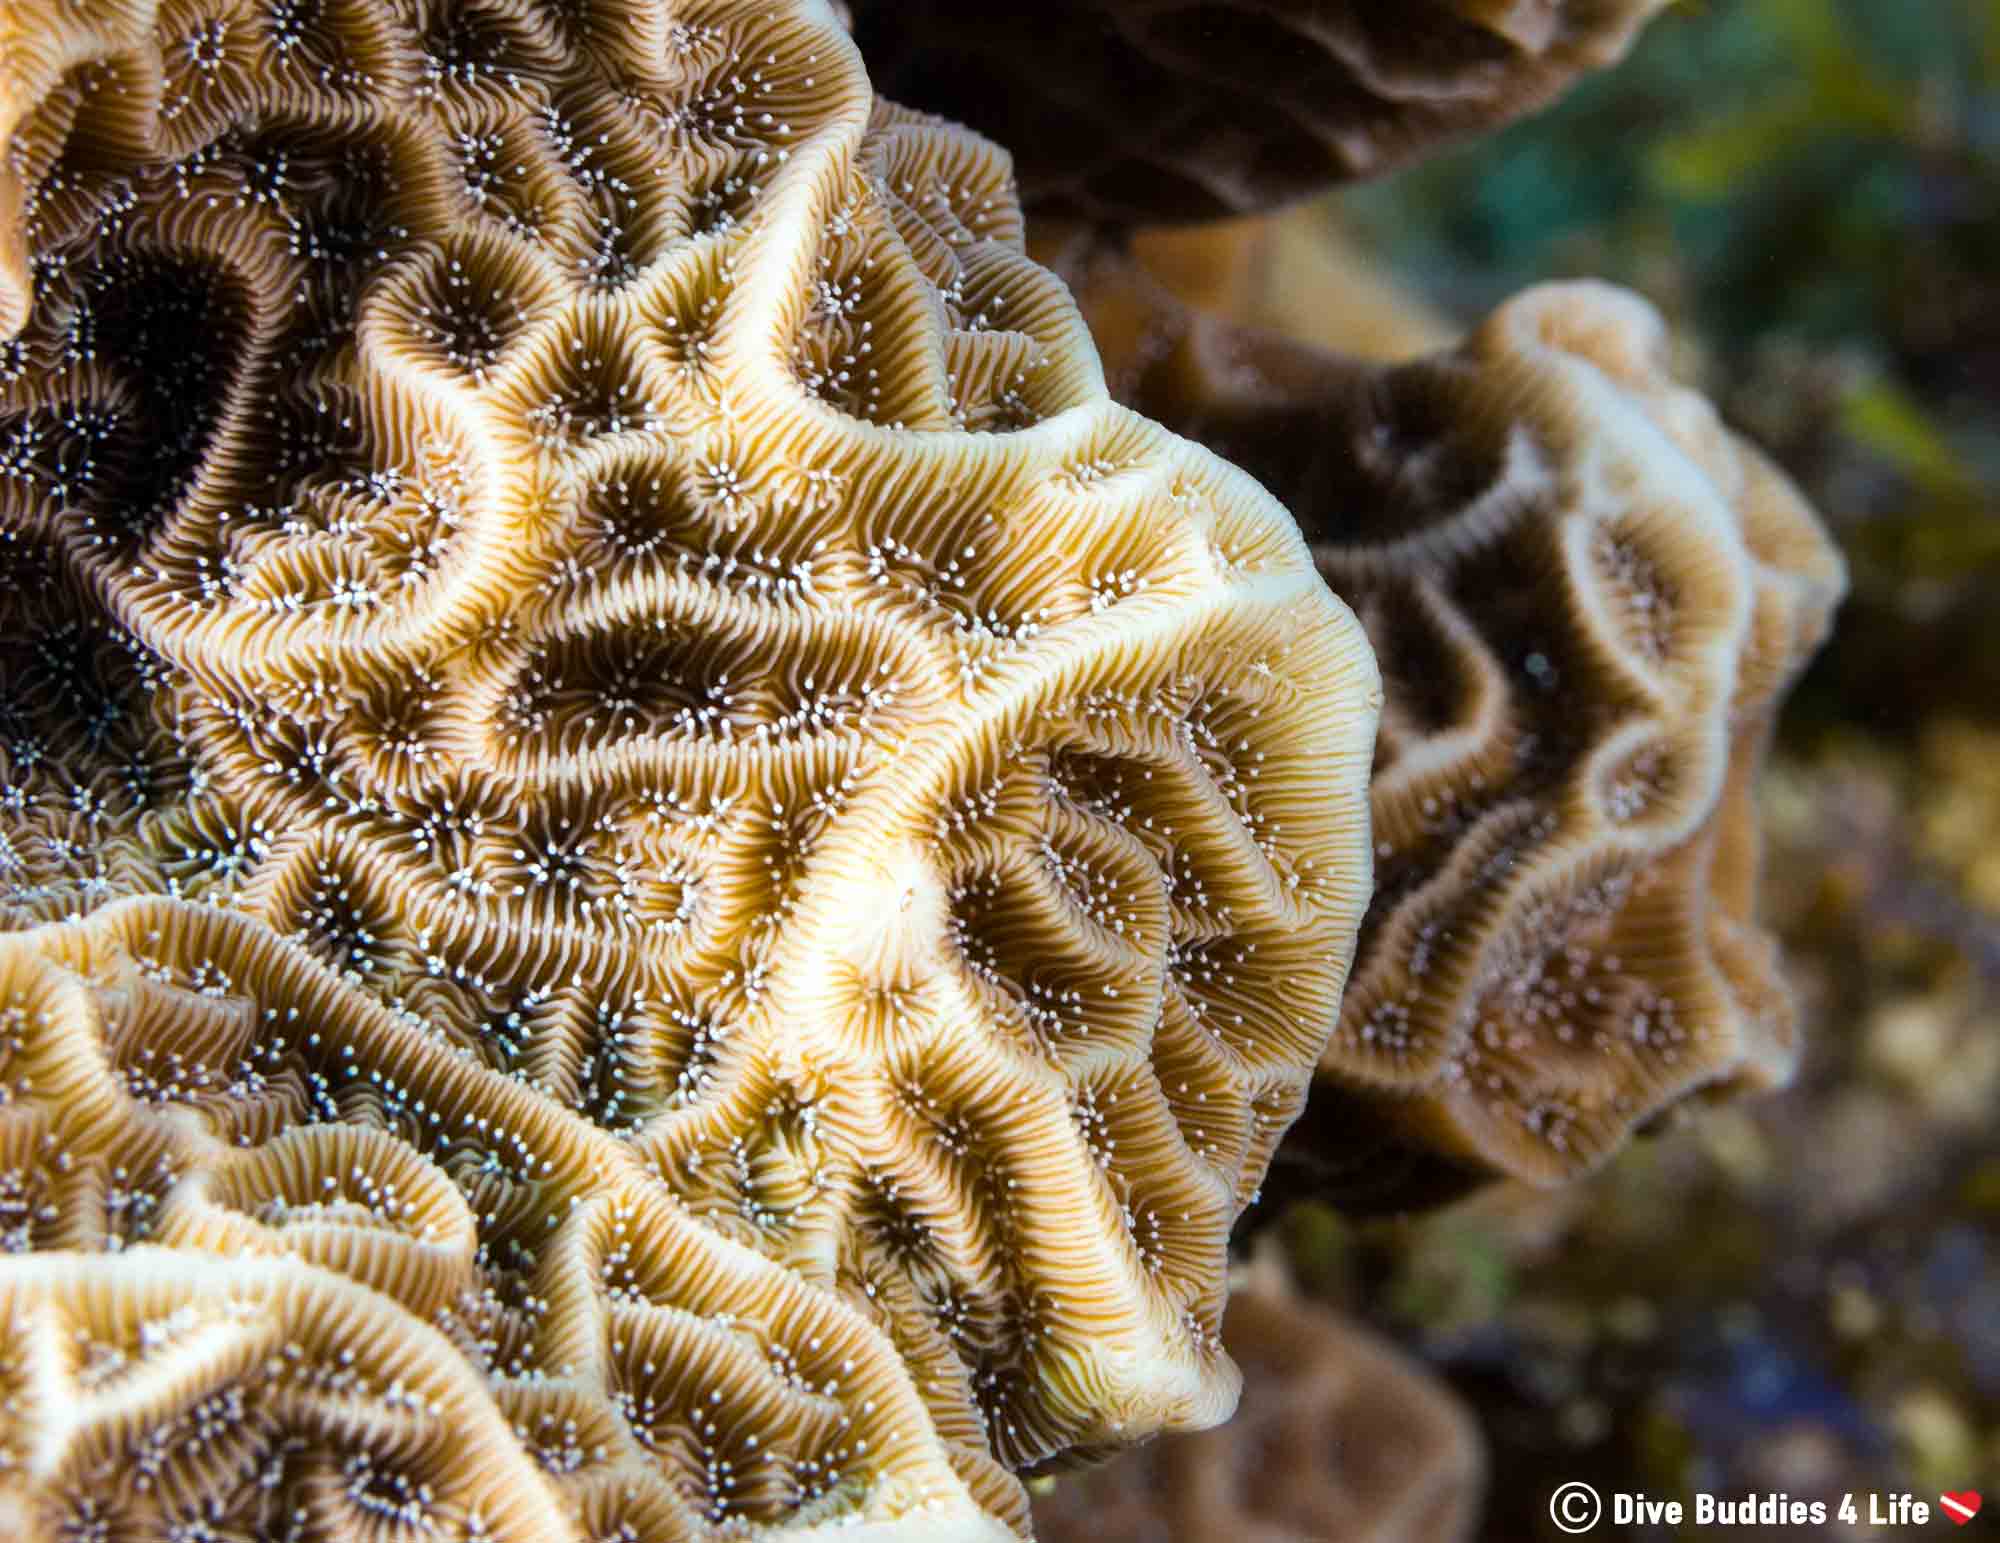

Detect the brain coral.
[
  {"left": 850, "top": 0, "right": 1670, "bottom": 225},
  {"left": 1029, "top": 1268, "right": 1485, "bottom": 1542},
  {"left": 0, "top": 0, "right": 1380, "bottom": 1534},
  {"left": 1056, "top": 246, "right": 1844, "bottom": 1199}
]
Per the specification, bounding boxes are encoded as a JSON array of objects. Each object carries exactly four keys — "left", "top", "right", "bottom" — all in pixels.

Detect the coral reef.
[
  {"left": 0, "top": 0, "right": 1380, "bottom": 1533},
  {"left": 1335, "top": 0, "right": 2000, "bottom": 736},
  {"left": 1252, "top": 4, "right": 2000, "bottom": 1522},
  {"left": 1344, "top": 744, "right": 2000, "bottom": 1538},
  {"left": 1056, "top": 242, "right": 1844, "bottom": 1196},
  {"left": 6, "top": 0, "right": 1945, "bottom": 1532}
]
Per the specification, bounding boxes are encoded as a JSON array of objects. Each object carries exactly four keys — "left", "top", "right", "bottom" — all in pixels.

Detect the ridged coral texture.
[
  {"left": 1030, "top": 1277, "right": 1486, "bottom": 1542},
  {"left": 1052, "top": 247, "right": 1844, "bottom": 1197},
  {"left": 0, "top": 0, "right": 1380, "bottom": 1535},
  {"left": 851, "top": 0, "right": 1672, "bottom": 224},
  {"left": 1311, "top": 286, "right": 1845, "bottom": 1189}
]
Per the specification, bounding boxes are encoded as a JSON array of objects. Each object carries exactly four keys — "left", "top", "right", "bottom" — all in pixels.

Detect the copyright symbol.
[{"left": 1550, "top": 1481, "right": 1603, "bottom": 1534}]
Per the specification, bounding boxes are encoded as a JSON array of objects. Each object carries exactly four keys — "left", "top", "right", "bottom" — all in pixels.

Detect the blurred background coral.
[{"left": 1249, "top": 0, "right": 2000, "bottom": 1533}]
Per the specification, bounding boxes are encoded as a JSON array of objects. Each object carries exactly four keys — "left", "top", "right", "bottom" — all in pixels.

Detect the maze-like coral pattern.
[
  {"left": 1303, "top": 286, "right": 1844, "bottom": 1188},
  {"left": 0, "top": 0, "right": 1378, "bottom": 1533},
  {"left": 0, "top": 905, "right": 1016, "bottom": 1538},
  {"left": 851, "top": 0, "right": 1669, "bottom": 224},
  {"left": 1055, "top": 251, "right": 1843, "bottom": 1194}
]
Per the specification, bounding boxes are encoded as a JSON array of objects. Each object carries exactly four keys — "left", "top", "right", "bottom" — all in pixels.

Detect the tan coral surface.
[
  {"left": 0, "top": 0, "right": 1379, "bottom": 1534},
  {"left": 1111, "top": 215, "right": 1458, "bottom": 364},
  {"left": 850, "top": 0, "right": 1670, "bottom": 224},
  {"left": 1061, "top": 248, "right": 1845, "bottom": 1196},
  {"left": 1029, "top": 1270, "right": 1486, "bottom": 1542}
]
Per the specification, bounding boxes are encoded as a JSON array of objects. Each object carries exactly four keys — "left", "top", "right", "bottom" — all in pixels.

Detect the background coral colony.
[{"left": 1, "top": 0, "right": 1991, "bottom": 1539}]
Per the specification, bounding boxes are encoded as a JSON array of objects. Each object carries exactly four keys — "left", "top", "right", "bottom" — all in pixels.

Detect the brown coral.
[
  {"left": 1059, "top": 246, "right": 1844, "bottom": 1195},
  {"left": 1030, "top": 1270, "right": 1486, "bottom": 1542},
  {"left": 0, "top": 0, "right": 1379, "bottom": 1531},
  {"left": 849, "top": 0, "right": 1670, "bottom": 224}
]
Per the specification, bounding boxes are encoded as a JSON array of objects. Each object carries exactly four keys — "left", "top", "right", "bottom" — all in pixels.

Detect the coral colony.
[
  {"left": 1048, "top": 257, "right": 1843, "bottom": 1203},
  {"left": 0, "top": 0, "right": 1835, "bottom": 1539}
]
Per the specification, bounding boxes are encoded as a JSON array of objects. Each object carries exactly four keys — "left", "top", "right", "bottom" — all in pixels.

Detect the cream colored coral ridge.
[
  {"left": 1046, "top": 239, "right": 1843, "bottom": 1194},
  {"left": 1319, "top": 282, "right": 1845, "bottom": 1183},
  {"left": 1030, "top": 1267, "right": 1485, "bottom": 1542},
  {"left": 0, "top": 909, "right": 1016, "bottom": 1540},
  {"left": 0, "top": 0, "right": 1378, "bottom": 1534}
]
